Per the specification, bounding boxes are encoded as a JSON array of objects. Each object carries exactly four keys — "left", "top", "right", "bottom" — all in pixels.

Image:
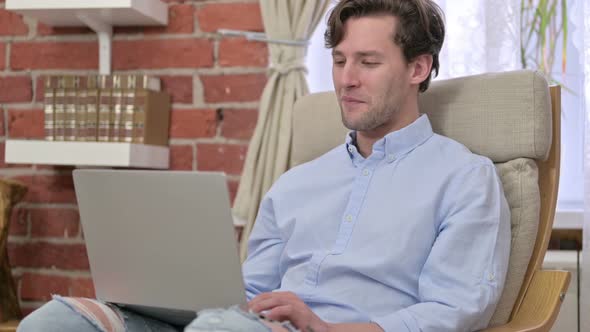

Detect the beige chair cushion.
[
  {"left": 290, "top": 70, "right": 551, "bottom": 167},
  {"left": 489, "top": 158, "right": 540, "bottom": 326}
]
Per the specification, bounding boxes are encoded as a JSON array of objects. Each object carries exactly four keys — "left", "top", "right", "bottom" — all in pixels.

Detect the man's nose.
[{"left": 340, "top": 64, "right": 360, "bottom": 89}]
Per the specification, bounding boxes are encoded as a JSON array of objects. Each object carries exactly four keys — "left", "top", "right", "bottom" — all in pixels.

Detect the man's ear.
[{"left": 409, "top": 54, "right": 433, "bottom": 86}]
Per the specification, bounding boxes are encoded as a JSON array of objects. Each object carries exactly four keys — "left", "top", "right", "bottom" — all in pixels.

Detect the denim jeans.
[
  {"left": 17, "top": 298, "right": 181, "bottom": 332},
  {"left": 187, "top": 305, "right": 299, "bottom": 332},
  {"left": 17, "top": 297, "right": 297, "bottom": 332}
]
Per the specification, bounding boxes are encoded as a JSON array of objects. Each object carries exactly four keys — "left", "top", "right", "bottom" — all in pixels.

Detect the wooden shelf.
[
  {"left": 5, "top": 0, "right": 168, "bottom": 27},
  {"left": 553, "top": 208, "right": 583, "bottom": 230},
  {"left": 5, "top": 140, "right": 169, "bottom": 169},
  {"left": 5, "top": 0, "right": 168, "bottom": 74}
]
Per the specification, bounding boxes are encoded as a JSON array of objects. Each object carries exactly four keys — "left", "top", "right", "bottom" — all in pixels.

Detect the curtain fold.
[{"left": 233, "top": 0, "right": 330, "bottom": 261}]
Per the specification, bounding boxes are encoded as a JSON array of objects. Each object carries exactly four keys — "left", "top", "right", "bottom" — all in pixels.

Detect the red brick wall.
[{"left": 0, "top": 0, "right": 267, "bottom": 314}]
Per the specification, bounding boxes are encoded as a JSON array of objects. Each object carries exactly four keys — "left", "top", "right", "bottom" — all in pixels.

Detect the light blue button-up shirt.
[{"left": 242, "top": 115, "right": 511, "bottom": 332}]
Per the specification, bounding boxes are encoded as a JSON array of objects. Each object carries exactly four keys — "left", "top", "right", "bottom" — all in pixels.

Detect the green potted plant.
[{"left": 520, "top": 0, "right": 568, "bottom": 86}]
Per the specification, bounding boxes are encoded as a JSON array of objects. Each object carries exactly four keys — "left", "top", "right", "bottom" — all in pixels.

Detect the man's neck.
[{"left": 356, "top": 109, "right": 419, "bottom": 158}]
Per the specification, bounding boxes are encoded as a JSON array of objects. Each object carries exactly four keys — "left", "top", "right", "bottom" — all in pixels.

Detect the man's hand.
[{"left": 248, "top": 291, "right": 330, "bottom": 332}]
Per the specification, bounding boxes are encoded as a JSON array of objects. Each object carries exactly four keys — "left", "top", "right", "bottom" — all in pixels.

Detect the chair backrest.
[{"left": 288, "top": 70, "right": 560, "bottom": 326}]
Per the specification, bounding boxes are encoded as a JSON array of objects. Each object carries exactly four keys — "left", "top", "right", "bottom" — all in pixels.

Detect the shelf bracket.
[{"left": 77, "top": 13, "right": 113, "bottom": 75}]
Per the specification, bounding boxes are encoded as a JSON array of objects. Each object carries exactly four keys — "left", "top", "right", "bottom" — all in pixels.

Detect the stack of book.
[{"left": 43, "top": 74, "right": 170, "bottom": 146}]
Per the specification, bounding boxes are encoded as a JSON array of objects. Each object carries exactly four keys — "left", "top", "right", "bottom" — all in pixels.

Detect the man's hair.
[{"left": 325, "top": 0, "right": 445, "bottom": 92}]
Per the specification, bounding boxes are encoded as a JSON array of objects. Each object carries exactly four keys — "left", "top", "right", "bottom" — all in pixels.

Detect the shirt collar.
[{"left": 345, "top": 114, "right": 434, "bottom": 164}]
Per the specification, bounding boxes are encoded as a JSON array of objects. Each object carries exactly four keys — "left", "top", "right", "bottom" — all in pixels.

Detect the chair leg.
[
  {"left": 0, "top": 320, "right": 19, "bottom": 332},
  {"left": 0, "top": 257, "right": 21, "bottom": 322},
  {"left": 0, "top": 179, "right": 27, "bottom": 323}
]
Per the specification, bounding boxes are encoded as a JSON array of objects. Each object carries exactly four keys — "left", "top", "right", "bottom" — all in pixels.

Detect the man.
[
  {"left": 19, "top": 0, "right": 510, "bottom": 331},
  {"left": 235, "top": 0, "right": 510, "bottom": 331}
]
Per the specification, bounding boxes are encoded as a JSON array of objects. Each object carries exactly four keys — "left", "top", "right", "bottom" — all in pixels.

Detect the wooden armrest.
[{"left": 481, "top": 269, "right": 570, "bottom": 332}]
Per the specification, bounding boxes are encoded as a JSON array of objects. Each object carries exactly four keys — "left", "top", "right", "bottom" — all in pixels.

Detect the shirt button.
[
  {"left": 362, "top": 169, "right": 370, "bottom": 176},
  {"left": 488, "top": 273, "right": 495, "bottom": 281},
  {"left": 345, "top": 214, "right": 353, "bottom": 222},
  {"left": 387, "top": 154, "right": 395, "bottom": 162},
  {"left": 348, "top": 146, "right": 354, "bottom": 153}
]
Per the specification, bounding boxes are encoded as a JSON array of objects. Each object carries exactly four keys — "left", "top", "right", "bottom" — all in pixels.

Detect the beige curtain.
[{"left": 233, "top": 0, "right": 330, "bottom": 261}]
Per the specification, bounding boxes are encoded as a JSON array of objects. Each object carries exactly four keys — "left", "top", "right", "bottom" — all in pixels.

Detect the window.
[{"left": 305, "top": 2, "right": 585, "bottom": 224}]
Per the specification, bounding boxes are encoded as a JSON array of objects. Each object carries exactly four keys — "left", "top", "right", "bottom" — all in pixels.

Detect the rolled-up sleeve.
[{"left": 372, "top": 162, "right": 511, "bottom": 332}]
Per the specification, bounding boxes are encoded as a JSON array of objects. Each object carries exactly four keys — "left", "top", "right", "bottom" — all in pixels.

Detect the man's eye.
[
  {"left": 362, "top": 61, "right": 380, "bottom": 66},
  {"left": 333, "top": 60, "right": 345, "bottom": 65}
]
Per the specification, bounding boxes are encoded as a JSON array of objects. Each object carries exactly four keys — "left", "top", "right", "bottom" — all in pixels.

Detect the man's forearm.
[{"left": 326, "top": 322, "right": 384, "bottom": 332}]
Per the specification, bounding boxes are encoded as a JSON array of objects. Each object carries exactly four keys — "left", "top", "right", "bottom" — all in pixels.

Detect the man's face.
[{"left": 332, "top": 15, "right": 413, "bottom": 133}]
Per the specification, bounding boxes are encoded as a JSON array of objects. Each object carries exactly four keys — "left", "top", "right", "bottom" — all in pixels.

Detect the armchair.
[{"left": 289, "top": 70, "right": 569, "bottom": 332}]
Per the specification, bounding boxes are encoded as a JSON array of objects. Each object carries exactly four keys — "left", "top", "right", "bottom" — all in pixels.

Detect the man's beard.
[{"left": 340, "top": 101, "right": 398, "bottom": 131}]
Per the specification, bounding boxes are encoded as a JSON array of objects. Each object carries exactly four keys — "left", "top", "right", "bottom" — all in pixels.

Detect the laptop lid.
[{"left": 73, "top": 169, "right": 246, "bottom": 318}]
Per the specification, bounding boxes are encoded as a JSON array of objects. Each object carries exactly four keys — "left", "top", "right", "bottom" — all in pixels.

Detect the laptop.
[{"left": 73, "top": 169, "right": 247, "bottom": 326}]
